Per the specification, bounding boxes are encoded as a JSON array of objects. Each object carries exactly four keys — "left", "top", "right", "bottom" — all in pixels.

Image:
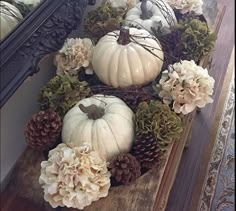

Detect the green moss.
[
  {"left": 38, "top": 75, "right": 91, "bottom": 118},
  {"left": 135, "top": 101, "right": 183, "bottom": 148}
]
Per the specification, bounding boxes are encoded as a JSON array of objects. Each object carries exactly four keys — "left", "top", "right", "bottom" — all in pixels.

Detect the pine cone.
[
  {"left": 131, "top": 133, "right": 166, "bottom": 172},
  {"left": 109, "top": 154, "right": 141, "bottom": 186},
  {"left": 25, "top": 110, "right": 62, "bottom": 151}
]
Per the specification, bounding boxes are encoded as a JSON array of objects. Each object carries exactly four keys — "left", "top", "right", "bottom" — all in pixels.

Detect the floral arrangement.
[
  {"left": 39, "top": 144, "right": 110, "bottom": 209},
  {"left": 22, "top": 0, "right": 217, "bottom": 209},
  {"left": 176, "top": 17, "right": 216, "bottom": 61},
  {"left": 155, "top": 60, "right": 215, "bottom": 114},
  {"left": 135, "top": 100, "right": 184, "bottom": 146},
  {"left": 166, "top": 0, "right": 203, "bottom": 15},
  {"left": 155, "top": 15, "right": 216, "bottom": 68},
  {"left": 84, "top": 1, "right": 126, "bottom": 42},
  {"left": 54, "top": 38, "right": 94, "bottom": 76},
  {"left": 38, "top": 75, "right": 91, "bottom": 117}
]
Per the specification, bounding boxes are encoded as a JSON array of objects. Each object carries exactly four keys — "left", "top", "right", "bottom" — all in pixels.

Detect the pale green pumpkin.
[
  {"left": 0, "top": 1, "right": 23, "bottom": 40},
  {"left": 62, "top": 95, "right": 135, "bottom": 161},
  {"left": 125, "top": 0, "right": 177, "bottom": 35}
]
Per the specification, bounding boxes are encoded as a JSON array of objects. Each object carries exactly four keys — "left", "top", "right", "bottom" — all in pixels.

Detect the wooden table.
[{"left": 1, "top": 8, "right": 225, "bottom": 211}]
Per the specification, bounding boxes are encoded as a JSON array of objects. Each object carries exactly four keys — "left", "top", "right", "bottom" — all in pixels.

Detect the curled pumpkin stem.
[{"left": 79, "top": 104, "right": 105, "bottom": 120}]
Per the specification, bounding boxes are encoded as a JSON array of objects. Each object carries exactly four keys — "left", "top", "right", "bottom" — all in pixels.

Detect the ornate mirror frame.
[{"left": 0, "top": 0, "right": 96, "bottom": 108}]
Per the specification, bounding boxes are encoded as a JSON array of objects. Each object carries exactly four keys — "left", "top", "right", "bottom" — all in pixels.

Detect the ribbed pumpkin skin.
[
  {"left": 125, "top": 0, "right": 177, "bottom": 34},
  {"left": 0, "top": 1, "right": 23, "bottom": 40},
  {"left": 62, "top": 95, "right": 135, "bottom": 161},
  {"left": 13, "top": 0, "right": 41, "bottom": 7},
  {"left": 92, "top": 28, "right": 164, "bottom": 88}
]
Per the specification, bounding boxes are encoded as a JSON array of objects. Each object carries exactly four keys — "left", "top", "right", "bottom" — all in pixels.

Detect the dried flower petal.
[
  {"left": 54, "top": 38, "right": 94, "bottom": 76},
  {"left": 156, "top": 60, "right": 215, "bottom": 115},
  {"left": 38, "top": 75, "right": 91, "bottom": 118},
  {"left": 167, "top": 0, "right": 203, "bottom": 15},
  {"left": 84, "top": 1, "right": 125, "bottom": 43},
  {"left": 135, "top": 100, "right": 183, "bottom": 147},
  {"left": 39, "top": 143, "right": 111, "bottom": 210}
]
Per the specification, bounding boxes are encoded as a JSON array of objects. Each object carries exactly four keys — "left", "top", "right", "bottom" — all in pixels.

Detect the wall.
[{"left": 0, "top": 55, "right": 56, "bottom": 190}]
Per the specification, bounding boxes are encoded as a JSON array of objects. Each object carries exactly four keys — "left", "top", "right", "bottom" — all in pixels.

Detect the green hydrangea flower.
[
  {"left": 135, "top": 101, "right": 184, "bottom": 148},
  {"left": 38, "top": 75, "right": 91, "bottom": 118},
  {"left": 84, "top": 1, "right": 125, "bottom": 43},
  {"left": 177, "top": 17, "right": 217, "bottom": 62}
]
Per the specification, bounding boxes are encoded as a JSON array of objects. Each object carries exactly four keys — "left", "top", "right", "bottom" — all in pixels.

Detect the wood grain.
[
  {"left": 189, "top": 47, "right": 234, "bottom": 211},
  {"left": 154, "top": 112, "right": 196, "bottom": 211},
  {"left": 1, "top": 190, "right": 43, "bottom": 211}
]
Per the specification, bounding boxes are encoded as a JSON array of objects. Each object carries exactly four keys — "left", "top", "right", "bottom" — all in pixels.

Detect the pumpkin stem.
[
  {"left": 117, "top": 26, "right": 130, "bottom": 45},
  {"left": 140, "top": 0, "right": 153, "bottom": 20},
  {"left": 79, "top": 104, "right": 105, "bottom": 120}
]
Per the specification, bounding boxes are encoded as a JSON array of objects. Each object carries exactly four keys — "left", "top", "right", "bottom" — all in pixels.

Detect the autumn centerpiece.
[{"left": 23, "top": 0, "right": 217, "bottom": 209}]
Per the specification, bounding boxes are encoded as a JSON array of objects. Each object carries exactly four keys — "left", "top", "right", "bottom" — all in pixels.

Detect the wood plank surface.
[
  {"left": 154, "top": 112, "right": 196, "bottom": 211},
  {"left": 189, "top": 46, "right": 235, "bottom": 211}
]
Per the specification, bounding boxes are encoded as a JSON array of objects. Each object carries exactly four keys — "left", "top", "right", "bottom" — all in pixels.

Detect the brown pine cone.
[
  {"left": 131, "top": 133, "right": 166, "bottom": 172},
  {"left": 109, "top": 153, "right": 141, "bottom": 186},
  {"left": 25, "top": 110, "right": 62, "bottom": 151}
]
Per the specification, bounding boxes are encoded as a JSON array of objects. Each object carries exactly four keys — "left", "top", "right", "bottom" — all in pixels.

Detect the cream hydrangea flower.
[
  {"left": 54, "top": 38, "right": 94, "bottom": 76},
  {"left": 108, "top": 0, "right": 137, "bottom": 9},
  {"left": 14, "top": 0, "right": 41, "bottom": 7},
  {"left": 157, "top": 60, "right": 215, "bottom": 115},
  {"left": 39, "top": 143, "right": 111, "bottom": 210},
  {"left": 167, "top": 0, "right": 203, "bottom": 15}
]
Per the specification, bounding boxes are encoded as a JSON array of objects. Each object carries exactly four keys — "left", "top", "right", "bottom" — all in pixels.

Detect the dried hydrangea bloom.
[
  {"left": 167, "top": 0, "right": 203, "bottom": 15},
  {"left": 54, "top": 38, "right": 94, "bottom": 76},
  {"left": 108, "top": 0, "right": 137, "bottom": 9},
  {"left": 157, "top": 60, "right": 215, "bottom": 115},
  {"left": 39, "top": 143, "right": 111, "bottom": 210}
]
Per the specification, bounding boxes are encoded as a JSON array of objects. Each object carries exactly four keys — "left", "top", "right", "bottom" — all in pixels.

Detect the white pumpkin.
[
  {"left": 92, "top": 27, "right": 164, "bottom": 88},
  {"left": 0, "top": 1, "right": 23, "bottom": 40},
  {"left": 13, "top": 0, "right": 41, "bottom": 7},
  {"left": 62, "top": 94, "right": 135, "bottom": 161},
  {"left": 125, "top": 0, "right": 177, "bottom": 34}
]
